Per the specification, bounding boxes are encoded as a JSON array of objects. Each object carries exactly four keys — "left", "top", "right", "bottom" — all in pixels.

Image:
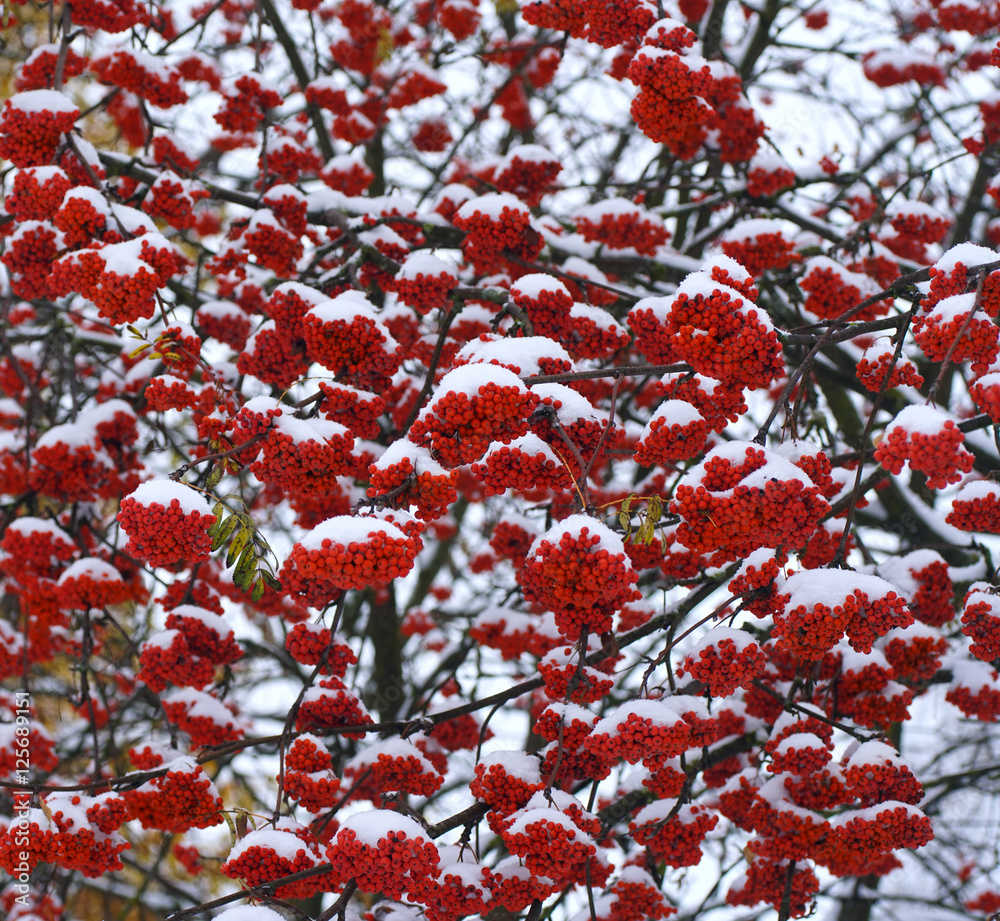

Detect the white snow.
[
  {"left": 297, "top": 515, "right": 408, "bottom": 552},
  {"left": 123, "top": 479, "right": 214, "bottom": 517}
]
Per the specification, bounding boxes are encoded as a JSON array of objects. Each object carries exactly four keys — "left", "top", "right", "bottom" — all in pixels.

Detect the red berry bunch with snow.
[
  {"left": 509, "top": 273, "right": 574, "bottom": 340},
  {"left": 718, "top": 218, "right": 798, "bottom": 276},
  {"left": 123, "top": 754, "right": 223, "bottom": 833},
  {"left": 295, "top": 676, "right": 374, "bottom": 736},
  {"left": 0, "top": 90, "right": 79, "bottom": 167},
  {"left": 369, "top": 441, "right": 458, "bottom": 521},
  {"left": 913, "top": 293, "right": 999, "bottom": 373},
  {"left": 301, "top": 290, "right": 402, "bottom": 391},
  {"left": 961, "top": 584, "right": 1000, "bottom": 661},
  {"left": 629, "top": 260, "right": 783, "bottom": 389},
  {"left": 408, "top": 364, "right": 539, "bottom": 468},
  {"left": 574, "top": 199, "right": 670, "bottom": 256},
  {"left": 500, "top": 790, "right": 600, "bottom": 883},
  {"left": 947, "top": 480, "right": 1000, "bottom": 533},
  {"left": 856, "top": 340, "right": 924, "bottom": 392},
  {"left": 282, "top": 734, "right": 341, "bottom": 812},
  {"left": 453, "top": 193, "right": 542, "bottom": 273},
  {"left": 633, "top": 399, "right": 709, "bottom": 465},
  {"left": 678, "top": 627, "right": 767, "bottom": 697},
  {"left": 584, "top": 698, "right": 692, "bottom": 766},
  {"left": 393, "top": 252, "right": 458, "bottom": 314},
  {"left": 629, "top": 801, "right": 719, "bottom": 867},
  {"left": 117, "top": 479, "right": 217, "bottom": 568},
  {"left": 494, "top": 143, "right": 562, "bottom": 206},
  {"left": 874, "top": 405, "right": 974, "bottom": 489},
  {"left": 326, "top": 811, "right": 441, "bottom": 900},
  {"left": 519, "top": 515, "right": 639, "bottom": 638},
  {"left": 799, "top": 256, "right": 881, "bottom": 320},
  {"left": 279, "top": 515, "right": 421, "bottom": 607},
  {"left": 746, "top": 149, "right": 797, "bottom": 198},
  {"left": 162, "top": 688, "right": 244, "bottom": 748},
  {"left": 221, "top": 822, "right": 334, "bottom": 899},
  {"left": 669, "top": 442, "right": 830, "bottom": 564},
  {"left": 771, "top": 569, "right": 913, "bottom": 659}
]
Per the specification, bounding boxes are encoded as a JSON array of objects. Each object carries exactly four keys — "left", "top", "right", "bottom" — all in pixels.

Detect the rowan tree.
[{"left": 3, "top": 2, "right": 1000, "bottom": 921}]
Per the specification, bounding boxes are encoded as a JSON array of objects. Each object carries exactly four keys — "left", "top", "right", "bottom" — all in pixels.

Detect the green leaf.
[
  {"left": 235, "top": 568, "right": 254, "bottom": 593},
  {"left": 234, "top": 543, "right": 257, "bottom": 580},
  {"left": 212, "top": 515, "right": 240, "bottom": 553},
  {"left": 261, "top": 572, "right": 282, "bottom": 591},
  {"left": 621, "top": 495, "right": 634, "bottom": 517},
  {"left": 251, "top": 579, "right": 265, "bottom": 603},
  {"left": 206, "top": 466, "right": 224, "bottom": 489},
  {"left": 128, "top": 343, "right": 153, "bottom": 360},
  {"left": 226, "top": 527, "right": 251, "bottom": 568},
  {"left": 647, "top": 495, "right": 662, "bottom": 524}
]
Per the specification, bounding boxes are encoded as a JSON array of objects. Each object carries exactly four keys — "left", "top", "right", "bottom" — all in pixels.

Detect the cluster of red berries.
[
  {"left": 91, "top": 48, "right": 187, "bottom": 106},
  {"left": 251, "top": 416, "right": 355, "bottom": 498},
  {"left": 501, "top": 794, "right": 599, "bottom": 882},
  {"left": 295, "top": 677, "right": 374, "bottom": 736},
  {"left": 538, "top": 645, "right": 614, "bottom": 703},
  {"left": 221, "top": 824, "right": 333, "bottom": 899},
  {"left": 913, "top": 293, "right": 999, "bottom": 373},
  {"left": 657, "top": 370, "right": 748, "bottom": 432},
  {"left": 393, "top": 252, "right": 458, "bottom": 314},
  {"left": 862, "top": 50, "right": 945, "bottom": 88},
  {"left": 117, "top": 480, "right": 217, "bottom": 568},
  {"left": 519, "top": 516, "right": 639, "bottom": 638},
  {"left": 746, "top": 155, "right": 797, "bottom": 198},
  {"left": 888, "top": 200, "right": 952, "bottom": 244},
  {"left": 6, "top": 166, "right": 72, "bottom": 221},
  {"left": 947, "top": 480, "right": 1000, "bottom": 533},
  {"left": 301, "top": 291, "right": 402, "bottom": 391},
  {"left": 678, "top": 628, "right": 768, "bottom": 697},
  {"left": 452, "top": 193, "right": 542, "bottom": 273},
  {"left": 409, "top": 365, "right": 539, "bottom": 467},
  {"left": 799, "top": 256, "right": 876, "bottom": 320},
  {"left": 670, "top": 443, "right": 829, "bottom": 564},
  {"left": 720, "top": 220, "right": 800, "bottom": 278},
  {"left": 631, "top": 265, "right": 783, "bottom": 389},
  {"left": 630, "top": 802, "right": 719, "bottom": 867},
  {"left": 124, "top": 755, "right": 224, "bottom": 833},
  {"left": 283, "top": 734, "right": 341, "bottom": 812},
  {"left": 874, "top": 405, "right": 974, "bottom": 489},
  {"left": 3, "top": 220, "right": 61, "bottom": 300},
  {"left": 471, "top": 434, "right": 570, "bottom": 495},
  {"left": 0, "top": 91, "right": 80, "bottom": 167},
  {"left": 493, "top": 144, "right": 562, "bottom": 206},
  {"left": 772, "top": 570, "right": 913, "bottom": 660},
  {"left": 633, "top": 399, "right": 709, "bottom": 465},
  {"left": 521, "top": 0, "right": 587, "bottom": 37},
  {"left": 877, "top": 549, "right": 954, "bottom": 627},
  {"left": 214, "top": 74, "right": 283, "bottom": 132},
  {"left": 962, "top": 585, "right": 1000, "bottom": 661},
  {"left": 856, "top": 341, "right": 924, "bottom": 392},
  {"left": 285, "top": 622, "right": 357, "bottom": 675},
  {"left": 162, "top": 688, "right": 244, "bottom": 748},
  {"left": 143, "top": 171, "right": 207, "bottom": 230},
  {"left": 727, "top": 857, "right": 819, "bottom": 918},
  {"left": 585, "top": 699, "right": 692, "bottom": 766},
  {"left": 280, "top": 514, "right": 420, "bottom": 605},
  {"left": 369, "top": 442, "right": 458, "bottom": 521},
  {"left": 509, "top": 274, "right": 574, "bottom": 339},
  {"left": 574, "top": 199, "right": 670, "bottom": 256},
  {"left": 326, "top": 812, "right": 441, "bottom": 900}
]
